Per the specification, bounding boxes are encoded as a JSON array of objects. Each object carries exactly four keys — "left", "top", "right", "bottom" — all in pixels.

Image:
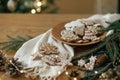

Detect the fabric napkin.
[
  {"left": 14, "top": 13, "right": 120, "bottom": 80},
  {"left": 14, "top": 29, "right": 74, "bottom": 80}
]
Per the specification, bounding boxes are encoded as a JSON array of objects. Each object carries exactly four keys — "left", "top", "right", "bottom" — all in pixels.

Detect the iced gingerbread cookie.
[
  {"left": 64, "top": 20, "right": 85, "bottom": 36},
  {"left": 32, "top": 43, "right": 59, "bottom": 60},
  {"left": 32, "top": 43, "right": 70, "bottom": 66},
  {"left": 60, "top": 18, "right": 104, "bottom": 44},
  {"left": 92, "top": 23, "right": 103, "bottom": 35},
  {"left": 83, "top": 30, "right": 100, "bottom": 41},
  {"left": 60, "top": 30, "right": 80, "bottom": 42},
  {"left": 79, "top": 19, "right": 95, "bottom": 26}
]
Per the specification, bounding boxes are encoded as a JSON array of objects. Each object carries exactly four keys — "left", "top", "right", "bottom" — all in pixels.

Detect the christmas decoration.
[
  {"left": 69, "top": 71, "right": 79, "bottom": 77},
  {"left": 96, "top": 54, "right": 108, "bottom": 66},
  {"left": 78, "top": 59, "right": 85, "bottom": 67},
  {"left": 5, "top": 58, "right": 23, "bottom": 77},
  {"left": 0, "top": 0, "right": 58, "bottom": 13},
  {"left": 64, "top": 66, "right": 85, "bottom": 80},
  {"left": 98, "top": 69, "right": 120, "bottom": 80},
  {"left": 77, "top": 56, "right": 97, "bottom": 70},
  {"left": 71, "top": 19, "right": 120, "bottom": 80},
  {"left": 0, "top": 50, "right": 7, "bottom": 71},
  {"left": 7, "top": 0, "right": 17, "bottom": 12}
]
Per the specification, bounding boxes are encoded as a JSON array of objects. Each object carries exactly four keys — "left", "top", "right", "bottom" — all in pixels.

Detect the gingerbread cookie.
[
  {"left": 32, "top": 43, "right": 70, "bottom": 66},
  {"left": 64, "top": 20, "right": 85, "bottom": 36},
  {"left": 60, "top": 19, "right": 103, "bottom": 44},
  {"left": 61, "top": 30, "right": 80, "bottom": 42},
  {"left": 41, "top": 55, "right": 61, "bottom": 66},
  {"left": 39, "top": 43, "right": 58, "bottom": 55},
  {"left": 83, "top": 30, "right": 100, "bottom": 41},
  {"left": 42, "top": 53, "right": 70, "bottom": 66},
  {"left": 80, "top": 19, "right": 95, "bottom": 26},
  {"left": 32, "top": 43, "right": 59, "bottom": 60}
]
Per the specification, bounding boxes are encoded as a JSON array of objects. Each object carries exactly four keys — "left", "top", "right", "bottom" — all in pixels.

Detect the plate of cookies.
[{"left": 52, "top": 19, "right": 106, "bottom": 46}]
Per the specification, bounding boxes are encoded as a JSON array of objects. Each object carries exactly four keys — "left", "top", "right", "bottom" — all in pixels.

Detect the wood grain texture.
[
  {"left": 0, "top": 14, "right": 91, "bottom": 80},
  {"left": 0, "top": 14, "right": 91, "bottom": 41}
]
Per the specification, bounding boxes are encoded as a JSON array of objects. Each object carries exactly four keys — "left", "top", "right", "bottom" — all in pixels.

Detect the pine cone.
[
  {"left": 0, "top": 50, "right": 7, "bottom": 71},
  {"left": 5, "top": 58, "right": 23, "bottom": 77},
  {"left": 69, "top": 70, "right": 79, "bottom": 77},
  {"left": 96, "top": 54, "right": 108, "bottom": 66}
]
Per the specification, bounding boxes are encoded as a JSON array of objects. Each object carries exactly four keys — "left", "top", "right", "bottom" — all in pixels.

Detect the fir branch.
[
  {"left": 106, "top": 42, "right": 114, "bottom": 61},
  {"left": 72, "top": 19, "right": 120, "bottom": 79},
  {"left": 93, "top": 62, "right": 113, "bottom": 79},
  {"left": 98, "top": 62, "right": 112, "bottom": 74},
  {"left": 72, "top": 31, "right": 120, "bottom": 64},
  {"left": 115, "top": 65, "right": 120, "bottom": 71},
  {"left": 82, "top": 62, "right": 112, "bottom": 80},
  {"left": 102, "top": 32, "right": 119, "bottom": 41},
  {"left": 72, "top": 30, "right": 120, "bottom": 66},
  {"left": 105, "top": 33, "right": 120, "bottom": 61},
  {"left": 98, "top": 20, "right": 120, "bottom": 32},
  {"left": 112, "top": 41, "right": 119, "bottom": 58},
  {"left": 71, "top": 42, "right": 106, "bottom": 64},
  {"left": 0, "top": 35, "right": 33, "bottom": 52}
]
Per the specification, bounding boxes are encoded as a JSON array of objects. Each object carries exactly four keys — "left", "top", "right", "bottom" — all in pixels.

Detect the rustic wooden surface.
[{"left": 0, "top": 14, "right": 92, "bottom": 80}]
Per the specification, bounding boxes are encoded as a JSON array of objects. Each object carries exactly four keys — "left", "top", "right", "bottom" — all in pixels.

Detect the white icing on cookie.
[
  {"left": 64, "top": 20, "right": 85, "bottom": 36},
  {"left": 61, "top": 30, "right": 80, "bottom": 42}
]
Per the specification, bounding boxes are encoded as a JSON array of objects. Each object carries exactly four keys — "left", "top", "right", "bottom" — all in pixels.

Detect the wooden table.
[{"left": 0, "top": 14, "right": 91, "bottom": 80}]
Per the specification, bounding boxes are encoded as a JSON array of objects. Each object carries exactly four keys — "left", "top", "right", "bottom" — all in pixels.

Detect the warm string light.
[
  {"left": 64, "top": 70, "right": 78, "bottom": 80},
  {"left": 36, "top": 7, "right": 41, "bottom": 12},
  {"left": 31, "top": 9, "right": 36, "bottom": 14},
  {"left": 73, "top": 77, "right": 77, "bottom": 80},
  {"left": 36, "top": 1, "right": 42, "bottom": 7},
  {"left": 64, "top": 70, "right": 98, "bottom": 80},
  {"left": 94, "top": 71, "right": 98, "bottom": 74},
  {"left": 65, "top": 71, "right": 69, "bottom": 75},
  {"left": 58, "top": 71, "right": 61, "bottom": 75},
  {"left": 31, "top": 0, "right": 47, "bottom": 14}
]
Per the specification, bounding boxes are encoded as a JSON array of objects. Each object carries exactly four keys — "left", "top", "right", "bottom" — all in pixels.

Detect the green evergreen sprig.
[
  {"left": 98, "top": 20, "right": 120, "bottom": 32},
  {"left": 0, "top": 35, "right": 33, "bottom": 51},
  {"left": 71, "top": 42, "right": 106, "bottom": 65},
  {"left": 82, "top": 62, "right": 113, "bottom": 80},
  {"left": 72, "top": 19, "right": 120, "bottom": 79},
  {"left": 72, "top": 20, "right": 120, "bottom": 63},
  {"left": 71, "top": 32, "right": 120, "bottom": 64}
]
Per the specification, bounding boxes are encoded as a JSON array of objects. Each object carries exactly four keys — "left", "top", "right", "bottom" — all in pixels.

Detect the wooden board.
[{"left": 0, "top": 14, "right": 92, "bottom": 80}]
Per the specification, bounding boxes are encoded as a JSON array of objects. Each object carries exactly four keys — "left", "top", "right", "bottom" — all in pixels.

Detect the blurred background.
[{"left": 0, "top": 0, "right": 119, "bottom": 14}]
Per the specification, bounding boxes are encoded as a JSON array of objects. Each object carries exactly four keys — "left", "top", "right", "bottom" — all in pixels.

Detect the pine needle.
[
  {"left": 98, "top": 20, "right": 120, "bottom": 32},
  {"left": 0, "top": 35, "right": 33, "bottom": 52},
  {"left": 71, "top": 42, "right": 106, "bottom": 64},
  {"left": 72, "top": 19, "right": 120, "bottom": 79}
]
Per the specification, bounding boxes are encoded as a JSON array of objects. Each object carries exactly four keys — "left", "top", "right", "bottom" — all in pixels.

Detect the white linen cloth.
[
  {"left": 14, "top": 29, "right": 74, "bottom": 80},
  {"left": 88, "top": 13, "right": 120, "bottom": 36},
  {"left": 14, "top": 13, "right": 120, "bottom": 80}
]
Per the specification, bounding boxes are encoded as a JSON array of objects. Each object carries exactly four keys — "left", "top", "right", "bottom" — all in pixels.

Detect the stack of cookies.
[{"left": 60, "top": 19, "right": 103, "bottom": 43}]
